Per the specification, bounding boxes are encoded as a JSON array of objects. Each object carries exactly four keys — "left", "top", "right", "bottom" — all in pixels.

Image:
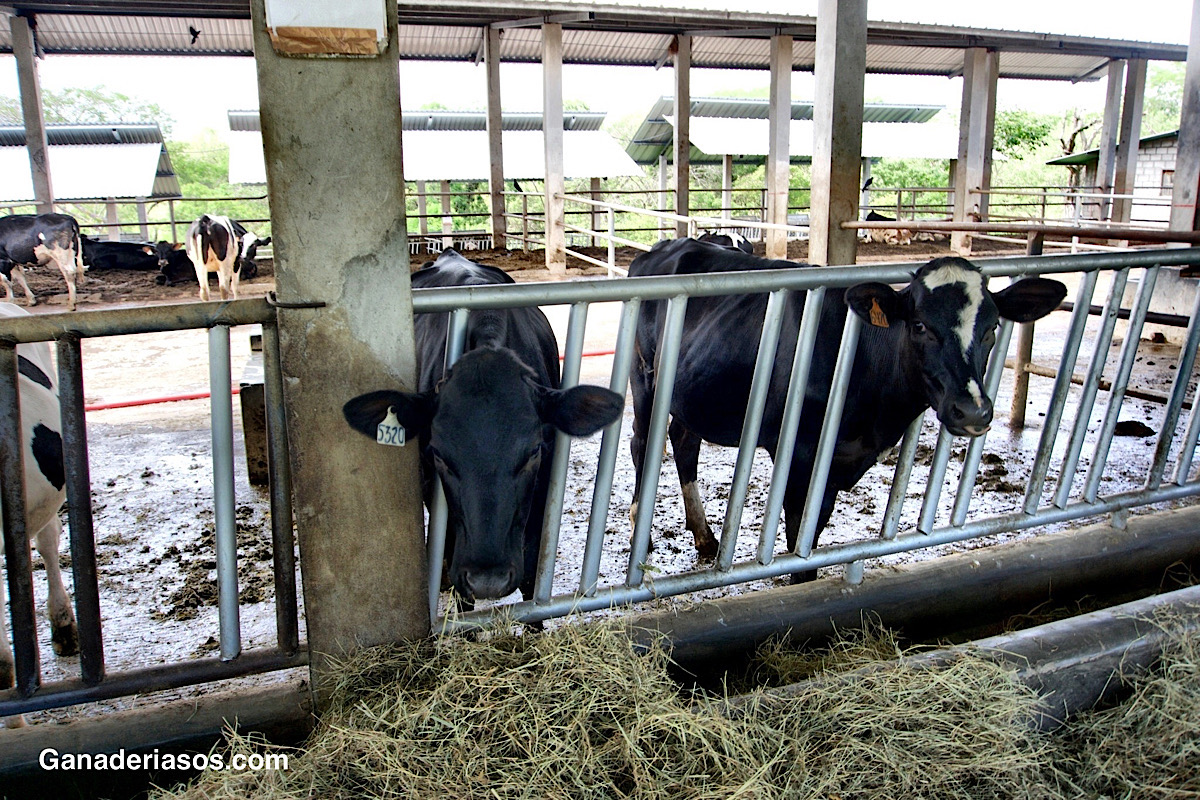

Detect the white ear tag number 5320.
[{"left": 376, "top": 407, "right": 406, "bottom": 447}]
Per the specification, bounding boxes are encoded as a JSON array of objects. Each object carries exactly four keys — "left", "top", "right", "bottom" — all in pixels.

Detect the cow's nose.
[
  {"left": 460, "top": 565, "right": 519, "bottom": 601},
  {"left": 943, "top": 395, "right": 993, "bottom": 437}
]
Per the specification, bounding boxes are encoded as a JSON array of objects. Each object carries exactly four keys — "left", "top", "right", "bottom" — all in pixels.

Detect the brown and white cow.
[{"left": 0, "top": 214, "right": 87, "bottom": 310}]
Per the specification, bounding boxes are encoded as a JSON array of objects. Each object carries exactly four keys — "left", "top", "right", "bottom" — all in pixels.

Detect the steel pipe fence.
[
  {"left": 415, "top": 247, "right": 1200, "bottom": 633},
  {"left": 0, "top": 299, "right": 303, "bottom": 717}
]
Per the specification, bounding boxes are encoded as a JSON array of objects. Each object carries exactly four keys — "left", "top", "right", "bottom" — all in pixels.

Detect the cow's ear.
[
  {"left": 343, "top": 389, "right": 434, "bottom": 439},
  {"left": 258, "top": 236, "right": 272, "bottom": 247},
  {"left": 538, "top": 385, "right": 624, "bottom": 436},
  {"left": 845, "top": 282, "right": 907, "bottom": 328},
  {"left": 991, "top": 277, "right": 1067, "bottom": 323}
]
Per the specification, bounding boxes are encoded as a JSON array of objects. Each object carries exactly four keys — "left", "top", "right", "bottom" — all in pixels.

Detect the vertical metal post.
[
  {"left": 916, "top": 427, "right": 954, "bottom": 535},
  {"left": 428, "top": 309, "right": 469, "bottom": 624},
  {"left": 607, "top": 209, "right": 616, "bottom": 278},
  {"left": 261, "top": 322, "right": 299, "bottom": 654},
  {"left": 169, "top": 199, "right": 178, "bottom": 243},
  {"left": 0, "top": 341, "right": 38, "bottom": 696},
  {"left": 881, "top": 414, "right": 925, "bottom": 539},
  {"left": 1148, "top": 284, "right": 1200, "bottom": 489},
  {"left": 209, "top": 325, "right": 241, "bottom": 662},
  {"left": 521, "top": 194, "right": 530, "bottom": 253},
  {"left": 56, "top": 335, "right": 104, "bottom": 684}
]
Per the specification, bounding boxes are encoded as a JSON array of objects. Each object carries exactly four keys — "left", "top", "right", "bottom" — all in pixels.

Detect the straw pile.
[{"left": 156, "top": 616, "right": 1200, "bottom": 800}]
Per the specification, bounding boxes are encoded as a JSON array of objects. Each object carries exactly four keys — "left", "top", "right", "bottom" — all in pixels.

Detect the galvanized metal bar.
[
  {"left": 950, "top": 318, "right": 1016, "bottom": 527},
  {"left": 0, "top": 341, "right": 38, "bottom": 697},
  {"left": 0, "top": 298, "right": 278, "bottom": 344},
  {"left": 55, "top": 335, "right": 104, "bottom": 685},
  {"left": 917, "top": 427, "right": 955, "bottom": 535},
  {"left": 208, "top": 325, "right": 241, "bottom": 662},
  {"left": 796, "top": 311, "right": 862, "bottom": 557},
  {"left": 427, "top": 309, "right": 469, "bottom": 623},
  {"left": 1053, "top": 269, "right": 1130, "bottom": 508},
  {"left": 534, "top": 302, "right": 589, "bottom": 604},
  {"left": 261, "top": 322, "right": 299, "bottom": 655},
  {"left": 1023, "top": 269, "right": 1100, "bottom": 514},
  {"left": 628, "top": 296, "right": 689, "bottom": 587},
  {"left": 757, "top": 287, "right": 826, "bottom": 565},
  {"left": 717, "top": 289, "right": 788, "bottom": 570},
  {"left": 446, "top": 479, "right": 1200, "bottom": 632},
  {"left": 1149, "top": 285, "right": 1200, "bottom": 489},
  {"left": 1174, "top": 387, "right": 1200, "bottom": 484},
  {"left": 881, "top": 413, "right": 925, "bottom": 540},
  {"left": 580, "top": 299, "right": 640, "bottom": 596},
  {"left": 1084, "top": 267, "right": 1160, "bottom": 503}
]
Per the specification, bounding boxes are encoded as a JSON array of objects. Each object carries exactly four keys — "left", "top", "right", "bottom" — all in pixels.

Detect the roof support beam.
[
  {"left": 765, "top": 33, "right": 792, "bottom": 260},
  {"left": 809, "top": 0, "right": 866, "bottom": 267},
  {"left": 484, "top": 26, "right": 506, "bottom": 246},
  {"left": 492, "top": 12, "right": 592, "bottom": 30},
  {"left": 1171, "top": 0, "right": 1200, "bottom": 233},
  {"left": 11, "top": 13, "right": 53, "bottom": 214},
  {"left": 247, "top": 0, "right": 428, "bottom": 705},
  {"left": 1112, "top": 57, "right": 1147, "bottom": 225},
  {"left": 1096, "top": 60, "right": 1125, "bottom": 221},
  {"left": 674, "top": 34, "right": 691, "bottom": 238},
  {"left": 952, "top": 47, "right": 998, "bottom": 255},
  {"left": 543, "top": 22, "right": 566, "bottom": 274}
]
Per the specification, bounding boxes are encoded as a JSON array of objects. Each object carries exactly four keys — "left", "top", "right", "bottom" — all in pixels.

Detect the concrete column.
[
  {"left": 440, "top": 179, "right": 453, "bottom": 249},
  {"left": 1097, "top": 60, "right": 1125, "bottom": 221},
  {"left": 765, "top": 34, "right": 793, "bottom": 260},
  {"left": 11, "top": 13, "right": 53, "bottom": 214},
  {"left": 1112, "top": 58, "right": 1148, "bottom": 225},
  {"left": 674, "top": 34, "right": 692, "bottom": 238},
  {"left": 416, "top": 180, "right": 428, "bottom": 240},
  {"left": 952, "top": 47, "right": 999, "bottom": 254},
  {"left": 658, "top": 153, "right": 669, "bottom": 240},
  {"left": 542, "top": 22, "right": 566, "bottom": 275},
  {"left": 1173, "top": 2, "right": 1200, "bottom": 234},
  {"left": 809, "top": 0, "right": 866, "bottom": 267},
  {"left": 105, "top": 198, "right": 120, "bottom": 241},
  {"left": 722, "top": 153, "right": 734, "bottom": 220},
  {"left": 248, "top": 0, "right": 428, "bottom": 698},
  {"left": 485, "top": 26, "right": 506, "bottom": 248}
]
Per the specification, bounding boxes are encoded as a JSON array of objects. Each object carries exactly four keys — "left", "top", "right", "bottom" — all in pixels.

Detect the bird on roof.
[{"left": 189, "top": 25, "right": 201, "bottom": 45}]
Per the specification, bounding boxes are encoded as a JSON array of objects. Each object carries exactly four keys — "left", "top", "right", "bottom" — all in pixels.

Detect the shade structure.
[
  {"left": 672, "top": 116, "right": 958, "bottom": 161},
  {"left": 0, "top": 142, "right": 170, "bottom": 202}
]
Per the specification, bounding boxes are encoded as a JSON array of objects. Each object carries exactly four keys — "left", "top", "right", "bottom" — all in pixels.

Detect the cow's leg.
[
  {"left": 34, "top": 517, "right": 77, "bottom": 656},
  {"left": 627, "top": 354, "right": 655, "bottom": 538},
  {"left": 11, "top": 265, "right": 35, "bottom": 307},
  {"left": 0, "top": 273, "right": 14, "bottom": 304},
  {"left": 217, "top": 265, "right": 232, "bottom": 301},
  {"left": 228, "top": 266, "right": 240, "bottom": 301},
  {"left": 668, "top": 419, "right": 717, "bottom": 559},
  {"left": 195, "top": 260, "right": 211, "bottom": 302},
  {"left": 0, "top": 618, "right": 21, "bottom": 728}
]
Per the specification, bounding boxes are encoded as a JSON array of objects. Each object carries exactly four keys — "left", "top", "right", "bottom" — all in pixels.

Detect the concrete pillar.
[
  {"left": 440, "top": 179, "right": 453, "bottom": 249},
  {"left": 1097, "top": 60, "right": 1125, "bottom": 221},
  {"left": 248, "top": 0, "right": 429, "bottom": 698},
  {"left": 485, "top": 26, "right": 506, "bottom": 248},
  {"left": 542, "top": 22, "right": 566, "bottom": 274},
  {"left": 658, "top": 153, "right": 669, "bottom": 240},
  {"left": 105, "top": 198, "right": 120, "bottom": 241},
  {"left": 809, "top": 0, "right": 866, "bottom": 267},
  {"left": 674, "top": 34, "right": 692, "bottom": 238},
  {"left": 416, "top": 180, "right": 428, "bottom": 241},
  {"left": 722, "top": 153, "right": 734, "bottom": 220},
  {"left": 11, "top": 13, "right": 53, "bottom": 214},
  {"left": 952, "top": 47, "right": 999, "bottom": 255},
  {"left": 765, "top": 34, "right": 793, "bottom": 260},
  {"left": 1112, "top": 58, "right": 1148, "bottom": 225},
  {"left": 1173, "top": 2, "right": 1200, "bottom": 234}
]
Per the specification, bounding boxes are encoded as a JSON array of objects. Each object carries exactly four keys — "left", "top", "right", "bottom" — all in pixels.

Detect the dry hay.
[{"left": 155, "top": 614, "right": 1200, "bottom": 800}]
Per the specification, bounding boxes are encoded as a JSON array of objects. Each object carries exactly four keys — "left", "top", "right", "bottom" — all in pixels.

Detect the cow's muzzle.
[
  {"left": 940, "top": 395, "right": 993, "bottom": 438},
  {"left": 457, "top": 564, "right": 520, "bottom": 601}
]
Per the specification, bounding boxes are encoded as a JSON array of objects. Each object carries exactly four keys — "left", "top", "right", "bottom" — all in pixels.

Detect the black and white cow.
[
  {"left": 0, "top": 304, "right": 77, "bottom": 727},
  {"left": 0, "top": 214, "right": 86, "bottom": 310},
  {"left": 184, "top": 215, "right": 271, "bottom": 301},
  {"left": 864, "top": 210, "right": 913, "bottom": 246},
  {"left": 628, "top": 238, "right": 1066, "bottom": 577},
  {"left": 80, "top": 236, "right": 158, "bottom": 271},
  {"left": 696, "top": 230, "right": 754, "bottom": 254},
  {"left": 343, "top": 249, "right": 623, "bottom": 604}
]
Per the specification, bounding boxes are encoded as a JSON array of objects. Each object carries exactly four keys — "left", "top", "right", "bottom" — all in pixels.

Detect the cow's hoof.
[
  {"left": 694, "top": 532, "right": 719, "bottom": 561},
  {"left": 51, "top": 621, "right": 79, "bottom": 657}
]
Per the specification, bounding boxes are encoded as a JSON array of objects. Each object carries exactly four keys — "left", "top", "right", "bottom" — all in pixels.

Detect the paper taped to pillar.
[{"left": 265, "top": 0, "right": 387, "bottom": 57}]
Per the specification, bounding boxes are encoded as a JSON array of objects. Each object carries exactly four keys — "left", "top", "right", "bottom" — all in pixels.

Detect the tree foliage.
[
  {"left": 0, "top": 86, "right": 173, "bottom": 136},
  {"left": 994, "top": 109, "right": 1055, "bottom": 159},
  {"left": 1143, "top": 62, "right": 1184, "bottom": 136}
]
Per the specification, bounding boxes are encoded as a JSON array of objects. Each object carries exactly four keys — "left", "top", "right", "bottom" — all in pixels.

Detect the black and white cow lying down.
[
  {"left": 628, "top": 237, "right": 1066, "bottom": 578},
  {"left": 0, "top": 214, "right": 86, "bottom": 310},
  {"left": 184, "top": 214, "right": 270, "bottom": 301},
  {"left": 344, "top": 250, "right": 623, "bottom": 604},
  {"left": 0, "top": 304, "right": 77, "bottom": 727}
]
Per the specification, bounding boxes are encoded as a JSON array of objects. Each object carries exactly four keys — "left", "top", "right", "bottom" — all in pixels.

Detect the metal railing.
[
  {"left": 0, "top": 300, "right": 304, "bottom": 716},
  {"left": 413, "top": 247, "right": 1200, "bottom": 633}
]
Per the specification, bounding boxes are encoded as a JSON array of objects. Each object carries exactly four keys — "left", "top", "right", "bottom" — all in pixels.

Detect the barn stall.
[{"left": 2, "top": 0, "right": 1200, "bottom": 789}]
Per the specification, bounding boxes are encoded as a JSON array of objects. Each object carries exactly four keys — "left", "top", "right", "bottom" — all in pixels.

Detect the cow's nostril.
[{"left": 462, "top": 566, "right": 519, "bottom": 601}]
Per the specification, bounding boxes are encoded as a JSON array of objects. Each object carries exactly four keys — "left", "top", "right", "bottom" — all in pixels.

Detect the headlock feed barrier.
[
  {"left": 0, "top": 300, "right": 304, "bottom": 718},
  {"left": 413, "top": 247, "right": 1200, "bottom": 632},
  {"left": 5, "top": 247, "right": 1200, "bottom": 717}
]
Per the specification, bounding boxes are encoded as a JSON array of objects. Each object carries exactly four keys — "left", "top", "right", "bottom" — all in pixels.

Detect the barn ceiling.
[{"left": 0, "top": 1, "right": 1185, "bottom": 80}]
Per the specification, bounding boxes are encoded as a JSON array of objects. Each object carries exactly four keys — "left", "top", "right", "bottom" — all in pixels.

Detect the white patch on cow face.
[
  {"left": 239, "top": 232, "right": 258, "bottom": 261},
  {"left": 921, "top": 263, "right": 985, "bottom": 359},
  {"left": 966, "top": 378, "right": 984, "bottom": 408}
]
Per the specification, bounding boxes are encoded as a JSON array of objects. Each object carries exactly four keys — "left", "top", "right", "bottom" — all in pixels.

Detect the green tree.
[
  {"left": 994, "top": 109, "right": 1055, "bottom": 159},
  {"left": 0, "top": 86, "right": 172, "bottom": 136},
  {"left": 1143, "top": 62, "right": 1184, "bottom": 136}
]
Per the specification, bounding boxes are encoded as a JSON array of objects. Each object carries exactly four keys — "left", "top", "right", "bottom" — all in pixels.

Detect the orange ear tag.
[{"left": 869, "top": 298, "right": 889, "bottom": 328}]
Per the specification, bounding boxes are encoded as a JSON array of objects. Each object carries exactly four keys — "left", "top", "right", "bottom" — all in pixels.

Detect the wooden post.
[
  {"left": 952, "top": 48, "right": 999, "bottom": 255},
  {"left": 590, "top": 177, "right": 602, "bottom": 247},
  {"left": 105, "top": 198, "right": 120, "bottom": 241},
  {"left": 765, "top": 34, "right": 792, "bottom": 260},
  {"left": 1112, "top": 58, "right": 1147, "bottom": 225},
  {"left": 136, "top": 198, "right": 150, "bottom": 241},
  {"left": 674, "top": 34, "right": 691, "bottom": 238},
  {"left": 485, "top": 26, "right": 506, "bottom": 249},
  {"left": 542, "top": 22, "right": 566, "bottom": 274},
  {"left": 658, "top": 153, "right": 669, "bottom": 240},
  {"left": 809, "top": 0, "right": 866, "bottom": 267},
  {"left": 1010, "top": 231, "right": 1045, "bottom": 429},
  {"left": 10, "top": 13, "right": 53, "bottom": 215},
  {"left": 722, "top": 153, "right": 734, "bottom": 220},
  {"left": 1172, "top": 3, "right": 1200, "bottom": 233},
  {"left": 416, "top": 181, "right": 428, "bottom": 253},
  {"left": 440, "top": 179, "right": 453, "bottom": 250}
]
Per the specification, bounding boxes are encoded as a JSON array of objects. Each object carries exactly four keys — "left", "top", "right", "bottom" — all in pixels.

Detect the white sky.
[{"left": 0, "top": 0, "right": 1192, "bottom": 142}]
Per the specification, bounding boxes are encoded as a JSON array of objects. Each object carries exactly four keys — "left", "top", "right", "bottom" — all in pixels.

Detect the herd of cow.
[{"left": 0, "top": 212, "right": 270, "bottom": 310}]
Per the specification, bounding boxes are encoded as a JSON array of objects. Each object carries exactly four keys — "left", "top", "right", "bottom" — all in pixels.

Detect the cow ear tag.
[
  {"left": 868, "top": 298, "right": 890, "bottom": 328},
  {"left": 376, "top": 407, "right": 407, "bottom": 447}
]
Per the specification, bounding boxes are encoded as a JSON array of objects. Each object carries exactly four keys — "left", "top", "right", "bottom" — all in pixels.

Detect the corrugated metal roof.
[
  {"left": 626, "top": 96, "right": 945, "bottom": 164},
  {"left": 1047, "top": 130, "right": 1179, "bottom": 165},
  {"left": 0, "top": 122, "right": 167, "bottom": 146},
  {"left": 229, "top": 109, "right": 608, "bottom": 132},
  {"left": 0, "top": 2, "right": 1182, "bottom": 80},
  {"left": 681, "top": 116, "right": 958, "bottom": 160}
]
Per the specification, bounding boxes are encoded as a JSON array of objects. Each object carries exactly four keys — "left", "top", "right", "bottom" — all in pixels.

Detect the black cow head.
[
  {"left": 845, "top": 257, "right": 1066, "bottom": 437},
  {"left": 237, "top": 234, "right": 270, "bottom": 280},
  {"left": 344, "top": 347, "right": 623, "bottom": 602}
]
